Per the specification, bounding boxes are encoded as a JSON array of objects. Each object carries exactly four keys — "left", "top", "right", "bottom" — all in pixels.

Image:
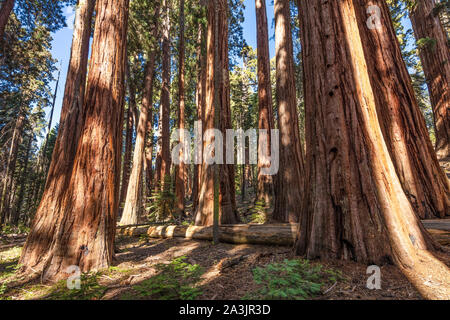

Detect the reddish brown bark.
[
  {"left": 357, "top": 1, "right": 449, "bottom": 219},
  {"left": 195, "top": 0, "right": 239, "bottom": 226},
  {"left": 272, "top": 0, "right": 305, "bottom": 223},
  {"left": 175, "top": 0, "right": 186, "bottom": 216},
  {"left": 156, "top": 0, "right": 172, "bottom": 190},
  {"left": 296, "top": 0, "right": 449, "bottom": 300},
  {"left": 409, "top": 0, "right": 450, "bottom": 160},
  {"left": 20, "top": 0, "right": 129, "bottom": 280},
  {"left": 19, "top": 0, "right": 95, "bottom": 276},
  {"left": 255, "top": 0, "right": 275, "bottom": 205},
  {"left": 0, "top": 0, "right": 14, "bottom": 41}
]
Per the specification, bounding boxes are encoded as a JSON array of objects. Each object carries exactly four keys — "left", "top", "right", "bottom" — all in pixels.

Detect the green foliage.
[
  {"left": 45, "top": 273, "right": 106, "bottom": 300},
  {"left": 147, "top": 175, "right": 176, "bottom": 222},
  {"left": 246, "top": 200, "right": 267, "bottom": 224},
  {"left": 125, "top": 256, "right": 204, "bottom": 300},
  {"left": 1, "top": 223, "right": 30, "bottom": 235},
  {"left": 417, "top": 37, "right": 438, "bottom": 52},
  {"left": 245, "top": 259, "right": 343, "bottom": 300}
]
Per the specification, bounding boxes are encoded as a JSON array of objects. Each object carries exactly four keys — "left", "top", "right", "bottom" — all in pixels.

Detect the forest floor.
[
  {"left": 1, "top": 188, "right": 449, "bottom": 300},
  {"left": 1, "top": 225, "right": 449, "bottom": 300}
]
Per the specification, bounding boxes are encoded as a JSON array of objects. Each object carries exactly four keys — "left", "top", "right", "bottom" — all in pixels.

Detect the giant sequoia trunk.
[
  {"left": 194, "top": 0, "right": 239, "bottom": 226},
  {"left": 409, "top": 0, "right": 450, "bottom": 160},
  {"left": 255, "top": 0, "right": 275, "bottom": 205},
  {"left": 19, "top": 0, "right": 95, "bottom": 275},
  {"left": 120, "top": 5, "right": 159, "bottom": 226},
  {"left": 272, "top": 0, "right": 305, "bottom": 223},
  {"left": 20, "top": 0, "right": 128, "bottom": 280},
  {"left": 175, "top": 0, "right": 186, "bottom": 216},
  {"left": 0, "top": 0, "right": 14, "bottom": 41},
  {"left": 356, "top": 1, "right": 449, "bottom": 219},
  {"left": 296, "top": 0, "right": 449, "bottom": 300}
]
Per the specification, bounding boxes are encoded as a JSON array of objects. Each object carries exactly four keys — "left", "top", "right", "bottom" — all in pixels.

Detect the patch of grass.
[
  {"left": 244, "top": 259, "right": 343, "bottom": 300},
  {"left": 45, "top": 273, "right": 106, "bottom": 300},
  {"left": 122, "top": 256, "right": 204, "bottom": 300}
]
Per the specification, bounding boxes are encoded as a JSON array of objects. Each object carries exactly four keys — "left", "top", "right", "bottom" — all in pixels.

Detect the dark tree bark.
[
  {"left": 356, "top": 1, "right": 449, "bottom": 219},
  {"left": 20, "top": 0, "right": 128, "bottom": 280},
  {"left": 409, "top": 0, "right": 450, "bottom": 160},
  {"left": 11, "top": 134, "right": 33, "bottom": 225},
  {"left": 255, "top": 0, "right": 275, "bottom": 206},
  {"left": 0, "top": 111, "right": 24, "bottom": 224},
  {"left": 272, "top": 0, "right": 305, "bottom": 223},
  {"left": 195, "top": 0, "right": 239, "bottom": 226},
  {"left": 0, "top": 0, "right": 14, "bottom": 41},
  {"left": 296, "top": 0, "right": 449, "bottom": 300},
  {"left": 175, "top": 0, "right": 186, "bottom": 216}
]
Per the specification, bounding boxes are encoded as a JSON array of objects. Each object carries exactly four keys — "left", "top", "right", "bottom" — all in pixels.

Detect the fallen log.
[
  {"left": 117, "top": 224, "right": 298, "bottom": 246},
  {"left": 116, "top": 221, "right": 450, "bottom": 247}
]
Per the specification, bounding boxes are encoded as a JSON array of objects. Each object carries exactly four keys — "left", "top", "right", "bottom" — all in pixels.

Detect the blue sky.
[{"left": 45, "top": 0, "right": 274, "bottom": 133}]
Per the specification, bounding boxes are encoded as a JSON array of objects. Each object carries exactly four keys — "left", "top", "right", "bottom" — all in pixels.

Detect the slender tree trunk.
[
  {"left": 157, "top": 0, "right": 172, "bottom": 190},
  {"left": 175, "top": 0, "right": 186, "bottom": 216},
  {"left": 0, "top": 112, "right": 24, "bottom": 225},
  {"left": 255, "top": 0, "right": 275, "bottom": 206},
  {"left": 20, "top": 0, "right": 129, "bottom": 280},
  {"left": 119, "top": 63, "right": 136, "bottom": 207},
  {"left": 272, "top": 0, "right": 305, "bottom": 223},
  {"left": 0, "top": 0, "right": 14, "bottom": 41},
  {"left": 195, "top": 0, "right": 239, "bottom": 226},
  {"left": 120, "top": 5, "right": 159, "bottom": 225},
  {"left": 409, "top": 0, "right": 450, "bottom": 160},
  {"left": 296, "top": 0, "right": 450, "bottom": 300},
  {"left": 193, "top": 22, "right": 207, "bottom": 210},
  {"left": 11, "top": 134, "right": 32, "bottom": 225},
  {"left": 144, "top": 113, "right": 153, "bottom": 198}
]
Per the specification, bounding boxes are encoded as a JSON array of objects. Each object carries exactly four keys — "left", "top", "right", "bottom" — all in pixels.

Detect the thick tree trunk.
[
  {"left": 272, "top": 0, "right": 305, "bottom": 223},
  {"left": 144, "top": 113, "right": 153, "bottom": 198},
  {"left": 120, "top": 5, "right": 159, "bottom": 226},
  {"left": 409, "top": 0, "right": 450, "bottom": 160},
  {"left": 255, "top": 0, "right": 275, "bottom": 206},
  {"left": 296, "top": 0, "right": 449, "bottom": 300},
  {"left": 20, "top": 0, "right": 128, "bottom": 281},
  {"left": 0, "top": 0, "right": 14, "bottom": 41},
  {"left": 19, "top": 0, "right": 95, "bottom": 275},
  {"left": 357, "top": 1, "right": 449, "bottom": 219},
  {"left": 0, "top": 112, "right": 24, "bottom": 224},
  {"left": 119, "top": 63, "right": 136, "bottom": 207},
  {"left": 175, "top": 0, "right": 186, "bottom": 216},
  {"left": 195, "top": 0, "right": 239, "bottom": 226}
]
